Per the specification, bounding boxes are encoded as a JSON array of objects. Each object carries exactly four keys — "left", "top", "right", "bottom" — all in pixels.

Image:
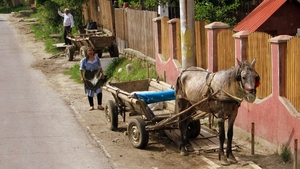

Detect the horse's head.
[{"left": 236, "top": 58, "right": 260, "bottom": 102}]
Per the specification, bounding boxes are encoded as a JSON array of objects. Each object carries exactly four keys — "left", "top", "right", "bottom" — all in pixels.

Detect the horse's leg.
[
  {"left": 176, "top": 98, "right": 191, "bottom": 156},
  {"left": 218, "top": 118, "right": 229, "bottom": 166},
  {"left": 226, "top": 113, "right": 238, "bottom": 164}
]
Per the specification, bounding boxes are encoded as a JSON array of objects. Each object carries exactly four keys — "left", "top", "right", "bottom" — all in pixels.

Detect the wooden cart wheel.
[
  {"left": 187, "top": 120, "right": 201, "bottom": 138},
  {"left": 105, "top": 100, "right": 118, "bottom": 131},
  {"left": 66, "top": 46, "right": 75, "bottom": 61},
  {"left": 79, "top": 46, "right": 88, "bottom": 58},
  {"left": 97, "top": 50, "right": 103, "bottom": 58},
  {"left": 108, "top": 43, "right": 119, "bottom": 58},
  {"left": 127, "top": 117, "right": 149, "bottom": 149}
]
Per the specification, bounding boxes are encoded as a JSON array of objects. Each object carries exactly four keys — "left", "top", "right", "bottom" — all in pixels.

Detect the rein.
[{"left": 205, "top": 71, "right": 244, "bottom": 104}]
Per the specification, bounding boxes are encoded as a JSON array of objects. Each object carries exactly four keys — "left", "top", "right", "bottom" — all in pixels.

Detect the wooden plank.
[
  {"left": 164, "top": 130, "right": 182, "bottom": 147},
  {"left": 164, "top": 128, "right": 261, "bottom": 168},
  {"left": 164, "top": 129, "right": 196, "bottom": 153},
  {"left": 53, "top": 43, "right": 67, "bottom": 48}
]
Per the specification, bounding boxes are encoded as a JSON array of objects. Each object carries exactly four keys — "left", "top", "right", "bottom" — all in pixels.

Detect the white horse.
[{"left": 175, "top": 58, "right": 260, "bottom": 166}]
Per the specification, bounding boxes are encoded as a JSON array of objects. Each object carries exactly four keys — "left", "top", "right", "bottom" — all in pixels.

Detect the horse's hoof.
[
  {"left": 220, "top": 154, "right": 230, "bottom": 166},
  {"left": 227, "top": 154, "right": 238, "bottom": 164}
]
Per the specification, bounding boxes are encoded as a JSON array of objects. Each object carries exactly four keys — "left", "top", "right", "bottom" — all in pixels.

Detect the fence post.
[
  {"left": 153, "top": 17, "right": 163, "bottom": 81},
  {"left": 205, "top": 22, "right": 229, "bottom": 72},
  {"left": 268, "top": 35, "right": 292, "bottom": 97},
  {"left": 153, "top": 17, "right": 162, "bottom": 55},
  {"left": 251, "top": 122, "right": 255, "bottom": 155},
  {"left": 233, "top": 30, "right": 251, "bottom": 64},
  {"left": 168, "top": 18, "right": 180, "bottom": 61},
  {"left": 295, "top": 139, "right": 298, "bottom": 169}
]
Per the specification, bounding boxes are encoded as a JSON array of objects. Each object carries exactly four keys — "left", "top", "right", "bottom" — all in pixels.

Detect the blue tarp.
[{"left": 132, "top": 89, "right": 176, "bottom": 104}]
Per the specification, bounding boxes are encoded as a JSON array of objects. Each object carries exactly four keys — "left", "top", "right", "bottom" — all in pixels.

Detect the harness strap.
[{"left": 205, "top": 72, "right": 215, "bottom": 96}]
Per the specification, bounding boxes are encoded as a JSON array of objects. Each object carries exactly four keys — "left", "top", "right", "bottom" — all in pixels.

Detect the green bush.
[
  {"left": 64, "top": 64, "right": 81, "bottom": 83},
  {"left": 280, "top": 144, "right": 291, "bottom": 163}
]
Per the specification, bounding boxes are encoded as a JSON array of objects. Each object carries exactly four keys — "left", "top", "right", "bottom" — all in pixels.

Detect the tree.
[
  {"left": 195, "top": 0, "right": 240, "bottom": 27},
  {"left": 0, "top": 0, "right": 13, "bottom": 11}
]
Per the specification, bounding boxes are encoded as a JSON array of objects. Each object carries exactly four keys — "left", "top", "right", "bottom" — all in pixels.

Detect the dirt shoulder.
[{"left": 5, "top": 13, "right": 295, "bottom": 169}]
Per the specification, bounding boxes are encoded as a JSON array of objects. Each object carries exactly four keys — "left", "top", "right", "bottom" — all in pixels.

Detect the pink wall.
[
  {"left": 236, "top": 34, "right": 300, "bottom": 153},
  {"left": 153, "top": 19, "right": 300, "bottom": 154},
  {"left": 153, "top": 17, "right": 181, "bottom": 85}
]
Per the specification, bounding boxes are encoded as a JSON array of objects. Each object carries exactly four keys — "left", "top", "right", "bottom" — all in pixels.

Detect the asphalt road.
[{"left": 0, "top": 16, "right": 113, "bottom": 169}]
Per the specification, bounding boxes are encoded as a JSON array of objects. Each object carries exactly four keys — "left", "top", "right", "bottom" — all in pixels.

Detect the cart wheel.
[
  {"left": 105, "top": 100, "right": 118, "bottom": 131},
  {"left": 80, "top": 46, "right": 88, "bottom": 58},
  {"left": 108, "top": 43, "right": 119, "bottom": 58},
  {"left": 127, "top": 117, "right": 149, "bottom": 149},
  {"left": 66, "top": 46, "right": 75, "bottom": 61},
  {"left": 187, "top": 120, "right": 201, "bottom": 138},
  {"left": 97, "top": 50, "right": 103, "bottom": 58}
]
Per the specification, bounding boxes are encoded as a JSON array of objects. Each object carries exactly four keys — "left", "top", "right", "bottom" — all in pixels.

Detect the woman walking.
[{"left": 79, "top": 47, "right": 105, "bottom": 111}]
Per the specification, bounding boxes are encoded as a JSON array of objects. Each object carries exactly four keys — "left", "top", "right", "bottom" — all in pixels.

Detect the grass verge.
[{"left": 64, "top": 56, "right": 158, "bottom": 84}]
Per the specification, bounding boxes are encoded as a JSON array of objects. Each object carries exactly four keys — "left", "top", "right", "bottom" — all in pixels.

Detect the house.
[{"left": 234, "top": 0, "right": 300, "bottom": 36}]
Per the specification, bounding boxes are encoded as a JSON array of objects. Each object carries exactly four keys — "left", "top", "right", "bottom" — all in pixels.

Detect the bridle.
[{"left": 235, "top": 68, "right": 260, "bottom": 95}]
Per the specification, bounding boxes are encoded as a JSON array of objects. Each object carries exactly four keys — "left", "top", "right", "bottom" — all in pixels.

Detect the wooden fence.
[
  {"left": 216, "top": 29, "right": 235, "bottom": 71},
  {"left": 115, "top": 8, "right": 157, "bottom": 59},
  {"left": 115, "top": 9, "right": 207, "bottom": 64},
  {"left": 247, "top": 32, "right": 272, "bottom": 99},
  {"left": 82, "top": 0, "right": 113, "bottom": 32},
  {"left": 286, "top": 37, "right": 300, "bottom": 112}
]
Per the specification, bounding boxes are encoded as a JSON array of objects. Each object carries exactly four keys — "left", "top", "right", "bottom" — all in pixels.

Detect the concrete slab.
[
  {"left": 100, "top": 57, "right": 116, "bottom": 72},
  {"left": 53, "top": 43, "right": 67, "bottom": 48}
]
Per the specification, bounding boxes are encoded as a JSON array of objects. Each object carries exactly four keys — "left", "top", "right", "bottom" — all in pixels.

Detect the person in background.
[
  {"left": 79, "top": 47, "right": 105, "bottom": 111},
  {"left": 58, "top": 8, "right": 74, "bottom": 45}
]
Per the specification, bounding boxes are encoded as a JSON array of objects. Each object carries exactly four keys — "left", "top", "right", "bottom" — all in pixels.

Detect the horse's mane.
[{"left": 223, "top": 65, "right": 240, "bottom": 86}]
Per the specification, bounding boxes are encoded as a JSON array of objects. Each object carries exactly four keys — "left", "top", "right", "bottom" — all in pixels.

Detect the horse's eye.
[{"left": 255, "top": 76, "right": 260, "bottom": 82}]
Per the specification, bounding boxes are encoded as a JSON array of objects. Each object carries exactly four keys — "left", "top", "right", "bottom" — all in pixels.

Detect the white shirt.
[{"left": 58, "top": 11, "right": 74, "bottom": 28}]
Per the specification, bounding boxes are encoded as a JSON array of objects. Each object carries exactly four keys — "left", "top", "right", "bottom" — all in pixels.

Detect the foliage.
[
  {"left": 0, "top": 0, "right": 13, "bottom": 11},
  {"left": 0, "top": 2, "right": 28, "bottom": 13},
  {"left": 117, "top": 0, "right": 178, "bottom": 9},
  {"left": 144, "top": 0, "right": 178, "bottom": 8},
  {"left": 64, "top": 64, "right": 81, "bottom": 83},
  {"left": 35, "top": 1, "right": 61, "bottom": 34},
  {"left": 280, "top": 144, "right": 291, "bottom": 163},
  {"left": 29, "top": 23, "right": 61, "bottom": 53},
  {"left": 35, "top": 0, "right": 88, "bottom": 34},
  {"left": 118, "top": 0, "right": 239, "bottom": 26},
  {"left": 195, "top": 0, "right": 240, "bottom": 27}
]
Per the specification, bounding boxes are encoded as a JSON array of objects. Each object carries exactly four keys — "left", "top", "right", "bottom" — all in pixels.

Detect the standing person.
[
  {"left": 58, "top": 8, "right": 74, "bottom": 45},
  {"left": 79, "top": 47, "right": 105, "bottom": 111}
]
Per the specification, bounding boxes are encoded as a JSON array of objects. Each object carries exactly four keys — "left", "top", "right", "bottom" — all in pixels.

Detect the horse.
[{"left": 175, "top": 58, "right": 260, "bottom": 166}]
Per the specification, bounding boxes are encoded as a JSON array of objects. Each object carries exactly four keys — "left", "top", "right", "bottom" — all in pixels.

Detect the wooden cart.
[
  {"left": 102, "top": 79, "right": 215, "bottom": 149},
  {"left": 65, "top": 29, "right": 119, "bottom": 61}
]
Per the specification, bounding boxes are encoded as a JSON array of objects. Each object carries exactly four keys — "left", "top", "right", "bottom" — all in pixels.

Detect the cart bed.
[{"left": 102, "top": 79, "right": 176, "bottom": 121}]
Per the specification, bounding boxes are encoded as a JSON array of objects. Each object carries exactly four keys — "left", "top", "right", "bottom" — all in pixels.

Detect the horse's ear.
[
  {"left": 236, "top": 58, "right": 242, "bottom": 67},
  {"left": 251, "top": 58, "right": 256, "bottom": 67}
]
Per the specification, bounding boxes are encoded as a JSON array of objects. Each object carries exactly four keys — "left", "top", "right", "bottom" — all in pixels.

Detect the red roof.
[{"left": 234, "top": 0, "right": 286, "bottom": 32}]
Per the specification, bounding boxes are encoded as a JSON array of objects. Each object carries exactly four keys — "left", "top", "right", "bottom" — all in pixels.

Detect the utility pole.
[{"left": 180, "top": 0, "right": 196, "bottom": 69}]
